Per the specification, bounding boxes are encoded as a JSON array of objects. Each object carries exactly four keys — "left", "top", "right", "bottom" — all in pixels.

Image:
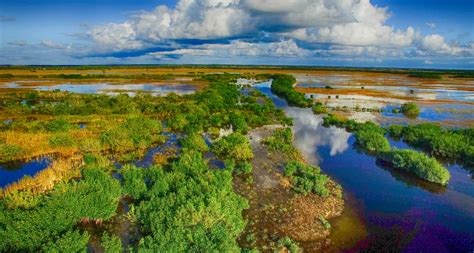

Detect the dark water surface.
[
  {"left": 0, "top": 157, "right": 52, "bottom": 187},
  {"left": 254, "top": 81, "right": 474, "bottom": 252}
]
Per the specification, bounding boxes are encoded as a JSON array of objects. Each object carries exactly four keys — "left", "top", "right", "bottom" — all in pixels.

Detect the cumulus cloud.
[
  {"left": 426, "top": 22, "right": 436, "bottom": 29},
  {"left": 86, "top": 0, "right": 473, "bottom": 59},
  {"left": 150, "top": 39, "right": 309, "bottom": 59},
  {"left": 7, "top": 40, "right": 28, "bottom": 46},
  {"left": 41, "top": 40, "right": 72, "bottom": 50}
]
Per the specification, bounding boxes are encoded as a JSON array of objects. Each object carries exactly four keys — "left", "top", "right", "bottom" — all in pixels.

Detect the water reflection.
[
  {"left": 0, "top": 157, "right": 52, "bottom": 187},
  {"left": 287, "top": 107, "right": 351, "bottom": 165},
  {"left": 4, "top": 82, "right": 198, "bottom": 96},
  {"left": 254, "top": 80, "right": 474, "bottom": 252}
]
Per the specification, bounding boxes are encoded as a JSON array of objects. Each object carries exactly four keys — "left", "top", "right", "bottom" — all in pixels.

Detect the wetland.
[{"left": 0, "top": 66, "right": 473, "bottom": 252}]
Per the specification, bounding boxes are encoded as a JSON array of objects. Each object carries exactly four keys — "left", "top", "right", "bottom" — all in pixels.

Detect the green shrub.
[
  {"left": 3, "top": 190, "right": 42, "bottom": 209},
  {"left": 400, "top": 103, "right": 420, "bottom": 118},
  {"left": 262, "top": 128, "right": 298, "bottom": 157},
  {"left": 100, "top": 116, "right": 162, "bottom": 152},
  {"left": 235, "top": 162, "right": 253, "bottom": 175},
  {"left": 354, "top": 123, "right": 390, "bottom": 154},
  {"left": 312, "top": 102, "right": 328, "bottom": 114},
  {"left": 0, "top": 168, "right": 121, "bottom": 251},
  {"left": 41, "top": 230, "right": 90, "bottom": 253},
  {"left": 284, "top": 161, "right": 330, "bottom": 197},
  {"left": 271, "top": 74, "right": 311, "bottom": 107},
  {"left": 101, "top": 232, "right": 122, "bottom": 253},
  {"left": 388, "top": 123, "right": 473, "bottom": 167},
  {"left": 45, "top": 119, "right": 72, "bottom": 132},
  {"left": 0, "top": 143, "right": 22, "bottom": 162},
  {"left": 180, "top": 132, "right": 209, "bottom": 153},
  {"left": 121, "top": 165, "right": 147, "bottom": 199},
  {"left": 49, "top": 134, "right": 75, "bottom": 147},
  {"left": 212, "top": 133, "right": 253, "bottom": 162},
  {"left": 380, "top": 149, "right": 450, "bottom": 185},
  {"left": 277, "top": 236, "right": 300, "bottom": 253},
  {"left": 131, "top": 151, "right": 248, "bottom": 251}
]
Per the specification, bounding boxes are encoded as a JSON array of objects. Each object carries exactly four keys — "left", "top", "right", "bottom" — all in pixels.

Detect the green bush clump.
[
  {"left": 322, "top": 114, "right": 359, "bottom": 132},
  {"left": 0, "top": 167, "right": 121, "bottom": 251},
  {"left": 235, "top": 162, "right": 253, "bottom": 175},
  {"left": 100, "top": 116, "right": 162, "bottom": 152},
  {"left": 230, "top": 111, "right": 249, "bottom": 133},
  {"left": 284, "top": 161, "right": 330, "bottom": 197},
  {"left": 101, "top": 232, "right": 122, "bottom": 253},
  {"left": 49, "top": 133, "right": 75, "bottom": 147},
  {"left": 271, "top": 74, "right": 312, "bottom": 107},
  {"left": 121, "top": 165, "right": 148, "bottom": 199},
  {"left": 0, "top": 143, "right": 22, "bottom": 162},
  {"left": 380, "top": 149, "right": 450, "bottom": 185},
  {"left": 41, "top": 229, "right": 90, "bottom": 253},
  {"left": 180, "top": 132, "right": 209, "bottom": 153},
  {"left": 262, "top": 128, "right": 299, "bottom": 158},
  {"left": 212, "top": 132, "right": 253, "bottom": 162},
  {"left": 354, "top": 122, "right": 390, "bottom": 154},
  {"left": 277, "top": 236, "right": 300, "bottom": 253},
  {"left": 312, "top": 102, "right": 328, "bottom": 114},
  {"left": 45, "top": 119, "right": 72, "bottom": 132},
  {"left": 400, "top": 103, "right": 420, "bottom": 118},
  {"left": 124, "top": 151, "right": 248, "bottom": 251},
  {"left": 387, "top": 123, "right": 473, "bottom": 168}
]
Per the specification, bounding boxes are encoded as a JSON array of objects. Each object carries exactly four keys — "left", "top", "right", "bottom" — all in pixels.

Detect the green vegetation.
[
  {"left": 262, "top": 127, "right": 295, "bottom": 153},
  {"left": 277, "top": 236, "right": 300, "bottom": 253},
  {"left": 323, "top": 114, "right": 451, "bottom": 184},
  {"left": 284, "top": 160, "right": 330, "bottom": 197},
  {"left": 101, "top": 232, "right": 122, "bottom": 253},
  {"left": 100, "top": 117, "right": 163, "bottom": 152},
  {"left": 400, "top": 102, "right": 421, "bottom": 118},
  {"left": 388, "top": 123, "right": 474, "bottom": 168},
  {"left": 0, "top": 168, "right": 121, "bottom": 252},
  {"left": 354, "top": 122, "right": 391, "bottom": 154},
  {"left": 212, "top": 132, "right": 253, "bottom": 162},
  {"left": 319, "top": 216, "right": 331, "bottom": 229},
  {"left": 0, "top": 143, "right": 22, "bottom": 163},
  {"left": 379, "top": 149, "right": 451, "bottom": 185},
  {"left": 312, "top": 102, "right": 328, "bottom": 114},
  {"left": 407, "top": 72, "right": 442, "bottom": 79},
  {"left": 124, "top": 151, "right": 248, "bottom": 251},
  {"left": 270, "top": 74, "right": 312, "bottom": 107}
]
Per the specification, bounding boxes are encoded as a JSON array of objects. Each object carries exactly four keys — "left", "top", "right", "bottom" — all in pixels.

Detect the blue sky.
[{"left": 1, "top": 0, "right": 473, "bottom": 69}]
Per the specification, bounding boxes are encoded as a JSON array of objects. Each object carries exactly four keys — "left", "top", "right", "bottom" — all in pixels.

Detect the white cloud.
[
  {"left": 41, "top": 40, "right": 72, "bottom": 50},
  {"left": 426, "top": 22, "right": 436, "bottom": 29},
  {"left": 86, "top": 0, "right": 473, "bottom": 60},
  {"left": 7, "top": 40, "right": 28, "bottom": 46},
  {"left": 150, "top": 39, "right": 309, "bottom": 59},
  {"left": 424, "top": 60, "right": 433, "bottom": 64},
  {"left": 420, "top": 34, "right": 472, "bottom": 56}
]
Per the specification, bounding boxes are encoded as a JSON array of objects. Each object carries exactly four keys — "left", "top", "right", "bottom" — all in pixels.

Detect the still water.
[
  {"left": 3, "top": 82, "right": 197, "bottom": 96},
  {"left": 254, "top": 81, "right": 474, "bottom": 252},
  {"left": 0, "top": 157, "right": 52, "bottom": 187}
]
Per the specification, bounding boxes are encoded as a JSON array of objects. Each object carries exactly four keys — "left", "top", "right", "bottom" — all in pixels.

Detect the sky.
[{"left": 0, "top": 0, "right": 473, "bottom": 69}]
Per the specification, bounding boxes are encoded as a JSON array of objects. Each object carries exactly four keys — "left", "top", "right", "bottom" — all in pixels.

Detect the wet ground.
[
  {"left": 235, "top": 125, "right": 343, "bottom": 251},
  {"left": 293, "top": 73, "right": 474, "bottom": 127},
  {"left": 1, "top": 82, "right": 198, "bottom": 96}
]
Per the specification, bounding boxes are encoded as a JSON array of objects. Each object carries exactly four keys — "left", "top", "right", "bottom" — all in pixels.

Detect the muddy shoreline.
[{"left": 235, "top": 125, "right": 344, "bottom": 251}]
